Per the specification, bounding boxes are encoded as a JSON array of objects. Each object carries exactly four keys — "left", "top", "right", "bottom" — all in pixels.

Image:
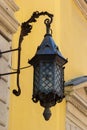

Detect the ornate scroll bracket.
[{"left": 0, "top": 11, "right": 53, "bottom": 96}]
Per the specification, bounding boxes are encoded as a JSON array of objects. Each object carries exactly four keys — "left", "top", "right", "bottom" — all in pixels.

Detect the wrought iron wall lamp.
[{"left": 0, "top": 11, "right": 68, "bottom": 120}]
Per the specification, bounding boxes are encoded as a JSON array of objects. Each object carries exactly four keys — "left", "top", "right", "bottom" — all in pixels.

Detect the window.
[{"left": 65, "top": 77, "right": 87, "bottom": 130}]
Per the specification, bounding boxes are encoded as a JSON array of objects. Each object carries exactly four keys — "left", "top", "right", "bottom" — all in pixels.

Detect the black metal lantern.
[{"left": 28, "top": 19, "right": 67, "bottom": 120}]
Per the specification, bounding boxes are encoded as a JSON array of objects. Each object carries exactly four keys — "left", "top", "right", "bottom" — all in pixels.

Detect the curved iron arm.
[{"left": 13, "top": 11, "right": 53, "bottom": 96}]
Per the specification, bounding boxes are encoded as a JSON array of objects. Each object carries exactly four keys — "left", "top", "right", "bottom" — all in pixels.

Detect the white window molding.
[
  {"left": 0, "top": 1, "right": 19, "bottom": 130},
  {"left": 65, "top": 77, "right": 87, "bottom": 130}
]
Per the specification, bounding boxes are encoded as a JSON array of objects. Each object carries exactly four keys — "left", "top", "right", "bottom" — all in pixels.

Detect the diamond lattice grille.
[
  {"left": 55, "top": 63, "right": 63, "bottom": 96},
  {"left": 34, "top": 65, "right": 40, "bottom": 92},
  {"left": 40, "top": 62, "right": 54, "bottom": 93}
]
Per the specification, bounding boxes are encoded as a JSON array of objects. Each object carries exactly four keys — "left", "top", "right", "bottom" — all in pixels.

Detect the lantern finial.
[{"left": 43, "top": 108, "right": 51, "bottom": 121}]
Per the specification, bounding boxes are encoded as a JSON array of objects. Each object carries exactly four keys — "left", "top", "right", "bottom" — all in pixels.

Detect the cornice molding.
[
  {"left": 74, "top": 0, "right": 87, "bottom": 19},
  {"left": 65, "top": 94, "right": 87, "bottom": 116},
  {"left": 0, "top": 0, "right": 19, "bottom": 41},
  {"left": 65, "top": 82, "right": 87, "bottom": 129},
  {"left": 66, "top": 103, "right": 87, "bottom": 130},
  {"left": 65, "top": 81, "right": 87, "bottom": 116}
]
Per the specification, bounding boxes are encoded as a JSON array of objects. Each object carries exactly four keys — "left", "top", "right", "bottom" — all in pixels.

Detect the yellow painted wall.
[
  {"left": 60, "top": 0, "right": 87, "bottom": 80},
  {"left": 9, "top": 0, "right": 87, "bottom": 130}
]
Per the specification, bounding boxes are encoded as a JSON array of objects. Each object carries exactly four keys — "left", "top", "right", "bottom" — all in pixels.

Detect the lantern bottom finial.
[{"left": 43, "top": 107, "right": 51, "bottom": 121}]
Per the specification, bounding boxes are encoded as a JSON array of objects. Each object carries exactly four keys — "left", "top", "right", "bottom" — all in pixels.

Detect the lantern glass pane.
[
  {"left": 33, "top": 64, "right": 40, "bottom": 94},
  {"left": 33, "top": 60, "right": 65, "bottom": 104},
  {"left": 54, "top": 62, "right": 64, "bottom": 97},
  {"left": 39, "top": 61, "right": 54, "bottom": 94}
]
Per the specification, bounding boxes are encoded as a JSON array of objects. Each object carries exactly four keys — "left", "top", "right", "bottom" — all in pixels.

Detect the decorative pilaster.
[
  {"left": 0, "top": 1, "right": 19, "bottom": 130},
  {"left": 0, "top": 0, "right": 19, "bottom": 41}
]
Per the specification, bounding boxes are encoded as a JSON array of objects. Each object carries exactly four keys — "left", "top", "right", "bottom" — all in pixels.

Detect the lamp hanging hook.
[{"left": 44, "top": 18, "right": 52, "bottom": 35}]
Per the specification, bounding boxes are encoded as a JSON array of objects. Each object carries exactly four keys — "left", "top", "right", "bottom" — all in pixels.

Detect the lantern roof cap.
[
  {"left": 36, "top": 34, "right": 66, "bottom": 59},
  {"left": 29, "top": 34, "right": 68, "bottom": 65}
]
